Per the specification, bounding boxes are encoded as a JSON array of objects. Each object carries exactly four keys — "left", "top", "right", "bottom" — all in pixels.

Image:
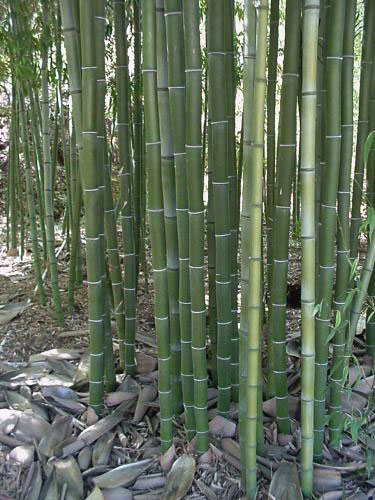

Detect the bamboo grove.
[{"left": 2, "top": 0, "right": 375, "bottom": 497}]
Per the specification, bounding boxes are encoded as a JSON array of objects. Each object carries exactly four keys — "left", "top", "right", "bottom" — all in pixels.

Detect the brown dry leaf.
[
  {"left": 163, "top": 455, "right": 195, "bottom": 500},
  {"left": 85, "top": 406, "right": 100, "bottom": 426},
  {"left": 135, "top": 352, "right": 157, "bottom": 374},
  {"left": 133, "top": 473, "right": 166, "bottom": 490},
  {"left": 209, "top": 415, "right": 236, "bottom": 438},
  {"left": 78, "top": 446, "right": 92, "bottom": 470},
  {"left": 318, "top": 492, "right": 344, "bottom": 500},
  {"left": 160, "top": 443, "right": 176, "bottom": 473},
  {"left": 21, "top": 461, "right": 42, "bottom": 500},
  {"left": 196, "top": 479, "right": 217, "bottom": 500},
  {"left": 106, "top": 391, "right": 137, "bottom": 407},
  {"left": 342, "top": 391, "right": 368, "bottom": 412},
  {"left": 268, "top": 462, "right": 303, "bottom": 500},
  {"left": 85, "top": 486, "right": 105, "bottom": 500},
  {"left": 0, "top": 300, "right": 30, "bottom": 326},
  {"left": 101, "top": 487, "right": 133, "bottom": 500},
  {"left": 39, "top": 416, "right": 73, "bottom": 457},
  {"left": 353, "top": 375, "right": 375, "bottom": 395},
  {"left": 133, "top": 384, "right": 158, "bottom": 423},
  {"left": 13, "top": 411, "right": 52, "bottom": 443},
  {"left": 29, "top": 348, "right": 81, "bottom": 362},
  {"left": 92, "top": 432, "right": 115, "bottom": 466},
  {"left": 220, "top": 438, "right": 240, "bottom": 460},
  {"left": 313, "top": 467, "right": 341, "bottom": 493},
  {"left": 39, "top": 468, "right": 59, "bottom": 500},
  {"left": 8, "top": 444, "right": 34, "bottom": 467},
  {"left": 263, "top": 395, "right": 299, "bottom": 419},
  {"left": 74, "top": 351, "right": 90, "bottom": 386},
  {"left": 51, "top": 456, "right": 84, "bottom": 500},
  {"left": 93, "top": 459, "right": 153, "bottom": 489}
]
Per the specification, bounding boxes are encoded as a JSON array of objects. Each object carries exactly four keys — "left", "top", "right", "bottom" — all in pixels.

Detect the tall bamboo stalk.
[
  {"left": 350, "top": 1, "right": 375, "bottom": 260},
  {"left": 329, "top": 0, "right": 356, "bottom": 448},
  {"left": 366, "top": 57, "right": 375, "bottom": 358},
  {"left": 41, "top": 0, "right": 64, "bottom": 326},
  {"left": 224, "top": 0, "right": 239, "bottom": 403},
  {"left": 314, "top": 0, "right": 345, "bottom": 461},
  {"left": 183, "top": 0, "right": 208, "bottom": 452},
  {"left": 60, "top": 0, "right": 84, "bottom": 314},
  {"left": 272, "top": 0, "right": 301, "bottom": 434},
  {"left": 164, "top": 0, "right": 187, "bottom": 415},
  {"left": 94, "top": 0, "right": 116, "bottom": 391},
  {"left": 240, "top": 0, "right": 256, "bottom": 483},
  {"left": 18, "top": 88, "right": 46, "bottom": 306},
  {"left": 243, "top": 1, "right": 268, "bottom": 496},
  {"left": 133, "top": 0, "right": 142, "bottom": 282},
  {"left": 265, "top": 0, "right": 279, "bottom": 399},
  {"left": 208, "top": 0, "right": 232, "bottom": 416},
  {"left": 113, "top": 0, "right": 136, "bottom": 375},
  {"left": 142, "top": 0, "right": 172, "bottom": 452},
  {"left": 300, "top": 0, "right": 319, "bottom": 494},
  {"left": 80, "top": 0, "right": 105, "bottom": 413}
]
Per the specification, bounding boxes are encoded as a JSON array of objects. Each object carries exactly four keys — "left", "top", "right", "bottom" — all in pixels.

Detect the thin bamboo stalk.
[
  {"left": 314, "top": 0, "right": 345, "bottom": 461},
  {"left": 265, "top": 0, "right": 280, "bottom": 399},
  {"left": 271, "top": 0, "right": 301, "bottom": 434},
  {"left": 41, "top": 0, "right": 65, "bottom": 326},
  {"left": 329, "top": 0, "right": 356, "bottom": 448},
  {"left": 142, "top": 0, "right": 173, "bottom": 452},
  {"left": 208, "top": 0, "right": 232, "bottom": 416},
  {"left": 183, "top": 0, "right": 208, "bottom": 452},
  {"left": 350, "top": 1, "right": 375, "bottom": 260},
  {"left": 19, "top": 88, "right": 46, "bottom": 306}
]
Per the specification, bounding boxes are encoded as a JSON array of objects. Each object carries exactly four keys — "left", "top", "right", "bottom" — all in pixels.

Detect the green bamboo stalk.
[
  {"left": 265, "top": 0, "right": 279, "bottom": 399},
  {"left": 350, "top": 1, "right": 375, "bottom": 260},
  {"left": 315, "top": 0, "right": 328, "bottom": 282},
  {"left": 346, "top": 228, "right": 375, "bottom": 357},
  {"left": 164, "top": 0, "right": 189, "bottom": 416},
  {"left": 80, "top": 0, "right": 105, "bottom": 413},
  {"left": 207, "top": 0, "right": 232, "bottom": 416},
  {"left": 133, "top": 0, "right": 142, "bottom": 282},
  {"left": 28, "top": 88, "right": 47, "bottom": 262},
  {"left": 244, "top": 2, "right": 268, "bottom": 495},
  {"left": 113, "top": 0, "right": 137, "bottom": 375},
  {"left": 18, "top": 88, "right": 46, "bottom": 306},
  {"left": 314, "top": 0, "right": 345, "bottom": 461},
  {"left": 95, "top": 0, "right": 116, "bottom": 391},
  {"left": 183, "top": 0, "right": 208, "bottom": 451},
  {"left": 60, "top": 0, "right": 83, "bottom": 313},
  {"left": 9, "top": 83, "right": 18, "bottom": 252},
  {"left": 206, "top": 8, "right": 217, "bottom": 388},
  {"left": 41, "top": 0, "right": 65, "bottom": 327},
  {"left": 224, "top": 0, "right": 239, "bottom": 403},
  {"left": 300, "top": 0, "right": 319, "bottom": 494},
  {"left": 142, "top": 0, "right": 172, "bottom": 452},
  {"left": 329, "top": 0, "right": 356, "bottom": 448},
  {"left": 271, "top": 0, "right": 301, "bottom": 434},
  {"left": 156, "top": 0, "right": 184, "bottom": 417},
  {"left": 240, "top": 0, "right": 256, "bottom": 485},
  {"left": 98, "top": 29, "right": 126, "bottom": 373},
  {"left": 366, "top": 60, "right": 375, "bottom": 358}
]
